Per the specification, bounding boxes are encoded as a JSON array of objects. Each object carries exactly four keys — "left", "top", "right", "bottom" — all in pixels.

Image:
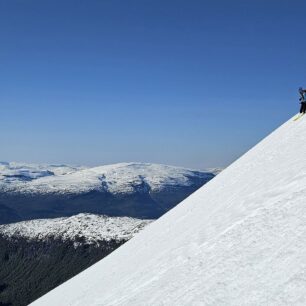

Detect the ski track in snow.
[{"left": 32, "top": 114, "right": 306, "bottom": 305}]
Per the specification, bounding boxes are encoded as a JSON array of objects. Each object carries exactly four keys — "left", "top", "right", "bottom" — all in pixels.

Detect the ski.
[{"left": 293, "top": 114, "right": 304, "bottom": 121}]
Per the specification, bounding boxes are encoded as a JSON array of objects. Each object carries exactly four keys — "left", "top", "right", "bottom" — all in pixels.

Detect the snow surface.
[
  {"left": 0, "top": 214, "right": 152, "bottom": 247},
  {"left": 0, "top": 162, "right": 213, "bottom": 195},
  {"left": 32, "top": 115, "right": 306, "bottom": 306}
]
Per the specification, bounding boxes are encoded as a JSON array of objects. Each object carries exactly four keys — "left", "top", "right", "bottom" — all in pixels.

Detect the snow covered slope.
[
  {"left": 33, "top": 115, "right": 306, "bottom": 305},
  {"left": 0, "top": 214, "right": 152, "bottom": 247}
]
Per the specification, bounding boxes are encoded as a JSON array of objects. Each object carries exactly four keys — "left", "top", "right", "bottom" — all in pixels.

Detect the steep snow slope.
[
  {"left": 0, "top": 162, "right": 213, "bottom": 195},
  {"left": 0, "top": 214, "right": 151, "bottom": 246},
  {"left": 32, "top": 115, "right": 306, "bottom": 305}
]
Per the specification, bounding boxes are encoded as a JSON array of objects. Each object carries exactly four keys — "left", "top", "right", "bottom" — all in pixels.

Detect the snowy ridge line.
[
  {"left": 0, "top": 161, "right": 85, "bottom": 178},
  {"left": 0, "top": 213, "right": 152, "bottom": 247},
  {"left": 0, "top": 162, "right": 214, "bottom": 195},
  {"left": 31, "top": 114, "right": 306, "bottom": 305}
]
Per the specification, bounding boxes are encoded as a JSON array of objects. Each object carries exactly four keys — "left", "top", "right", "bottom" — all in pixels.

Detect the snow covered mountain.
[
  {"left": 0, "top": 214, "right": 152, "bottom": 306},
  {"left": 0, "top": 162, "right": 214, "bottom": 195},
  {"left": 0, "top": 162, "right": 214, "bottom": 223},
  {"left": 0, "top": 161, "right": 85, "bottom": 183},
  {"left": 32, "top": 114, "right": 306, "bottom": 305},
  {"left": 0, "top": 213, "right": 152, "bottom": 247}
]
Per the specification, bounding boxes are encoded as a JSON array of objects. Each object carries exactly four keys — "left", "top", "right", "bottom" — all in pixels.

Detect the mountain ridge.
[
  {"left": 0, "top": 213, "right": 152, "bottom": 247},
  {"left": 0, "top": 214, "right": 151, "bottom": 306},
  {"left": 0, "top": 162, "right": 215, "bottom": 195}
]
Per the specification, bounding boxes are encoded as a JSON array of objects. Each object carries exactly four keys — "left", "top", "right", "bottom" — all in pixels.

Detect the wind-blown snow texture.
[{"left": 32, "top": 115, "right": 306, "bottom": 306}]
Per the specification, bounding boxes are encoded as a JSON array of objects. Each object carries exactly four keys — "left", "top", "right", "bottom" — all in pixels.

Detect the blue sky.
[{"left": 0, "top": 0, "right": 305, "bottom": 169}]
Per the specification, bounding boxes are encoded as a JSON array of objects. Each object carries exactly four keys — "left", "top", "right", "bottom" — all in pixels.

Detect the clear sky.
[{"left": 1, "top": 0, "right": 305, "bottom": 169}]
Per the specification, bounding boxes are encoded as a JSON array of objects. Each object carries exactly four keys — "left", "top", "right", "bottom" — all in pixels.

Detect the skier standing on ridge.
[{"left": 299, "top": 87, "right": 306, "bottom": 114}]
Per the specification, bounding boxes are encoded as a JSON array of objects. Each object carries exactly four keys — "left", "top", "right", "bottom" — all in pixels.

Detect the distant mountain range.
[{"left": 0, "top": 162, "right": 216, "bottom": 224}]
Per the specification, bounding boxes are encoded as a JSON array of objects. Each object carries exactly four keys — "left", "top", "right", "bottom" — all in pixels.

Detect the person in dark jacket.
[{"left": 299, "top": 87, "right": 306, "bottom": 114}]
